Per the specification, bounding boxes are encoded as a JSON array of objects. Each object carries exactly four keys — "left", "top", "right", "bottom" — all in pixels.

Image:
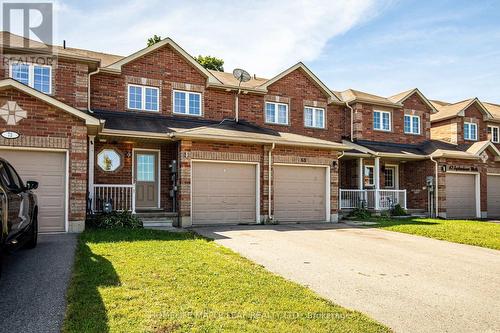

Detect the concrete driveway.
[
  {"left": 0, "top": 233, "right": 77, "bottom": 333},
  {"left": 194, "top": 223, "right": 500, "bottom": 333}
]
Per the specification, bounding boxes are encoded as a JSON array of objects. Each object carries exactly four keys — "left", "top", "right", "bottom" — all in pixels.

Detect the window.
[
  {"left": 137, "top": 154, "right": 155, "bottom": 181},
  {"left": 373, "top": 110, "right": 391, "bottom": 131},
  {"left": 128, "top": 85, "right": 159, "bottom": 111},
  {"left": 304, "top": 107, "right": 325, "bottom": 128},
  {"left": 10, "top": 62, "right": 52, "bottom": 94},
  {"left": 0, "top": 162, "right": 24, "bottom": 190},
  {"left": 364, "top": 166, "right": 374, "bottom": 186},
  {"left": 464, "top": 122, "right": 477, "bottom": 141},
  {"left": 97, "top": 149, "right": 122, "bottom": 172},
  {"left": 173, "top": 90, "right": 202, "bottom": 116},
  {"left": 404, "top": 115, "right": 420, "bottom": 134},
  {"left": 488, "top": 126, "right": 499, "bottom": 143},
  {"left": 384, "top": 167, "right": 395, "bottom": 188},
  {"left": 265, "top": 102, "right": 288, "bottom": 125}
]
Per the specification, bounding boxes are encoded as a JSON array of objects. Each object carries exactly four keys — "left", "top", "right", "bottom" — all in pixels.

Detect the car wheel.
[{"left": 24, "top": 210, "right": 38, "bottom": 249}]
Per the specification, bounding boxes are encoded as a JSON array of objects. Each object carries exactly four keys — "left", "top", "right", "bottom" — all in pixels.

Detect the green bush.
[
  {"left": 87, "top": 211, "right": 143, "bottom": 229},
  {"left": 390, "top": 204, "right": 408, "bottom": 217},
  {"left": 349, "top": 207, "right": 371, "bottom": 219}
]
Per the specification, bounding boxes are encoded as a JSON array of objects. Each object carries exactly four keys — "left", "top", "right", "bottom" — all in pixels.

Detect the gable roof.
[
  {"left": 259, "top": 63, "right": 341, "bottom": 104},
  {"left": 335, "top": 89, "right": 400, "bottom": 108},
  {"left": 483, "top": 102, "right": 500, "bottom": 121},
  {"left": 104, "top": 38, "right": 222, "bottom": 85},
  {"left": 0, "top": 78, "right": 100, "bottom": 126},
  {"left": 388, "top": 88, "right": 438, "bottom": 113},
  {"left": 466, "top": 140, "right": 500, "bottom": 159},
  {"left": 431, "top": 98, "right": 492, "bottom": 122}
]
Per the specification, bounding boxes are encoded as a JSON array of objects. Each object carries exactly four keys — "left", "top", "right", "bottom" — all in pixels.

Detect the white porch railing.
[
  {"left": 92, "top": 184, "right": 136, "bottom": 213},
  {"left": 340, "top": 189, "right": 406, "bottom": 210}
]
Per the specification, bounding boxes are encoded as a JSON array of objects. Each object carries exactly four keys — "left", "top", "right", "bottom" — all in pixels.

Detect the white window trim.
[
  {"left": 304, "top": 106, "right": 326, "bottom": 129},
  {"left": 172, "top": 89, "right": 203, "bottom": 116},
  {"left": 464, "top": 122, "right": 478, "bottom": 141},
  {"left": 404, "top": 114, "right": 421, "bottom": 135},
  {"left": 373, "top": 110, "right": 391, "bottom": 131},
  {"left": 364, "top": 165, "right": 375, "bottom": 186},
  {"left": 265, "top": 101, "right": 289, "bottom": 125},
  {"left": 127, "top": 84, "right": 160, "bottom": 112},
  {"left": 9, "top": 62, "right": 52, "bottom": 94},
  {"left": 383, "top": 165, "right": 399, "bottom": 189},
  {"left": 488, "top": 125, "right": 499, "bottom": 143}
]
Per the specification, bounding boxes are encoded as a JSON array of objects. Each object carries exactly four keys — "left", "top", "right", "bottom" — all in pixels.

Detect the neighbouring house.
[{"left": 0, "top": 31, "right": 499, "bottom": 232}]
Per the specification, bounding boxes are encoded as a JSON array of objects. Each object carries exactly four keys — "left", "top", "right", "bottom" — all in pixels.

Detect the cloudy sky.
[{"left": 12, "top": 0, "right": 500, "bottom": 103}]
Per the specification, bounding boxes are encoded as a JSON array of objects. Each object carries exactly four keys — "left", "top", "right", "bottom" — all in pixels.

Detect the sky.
[{"left": 10, "top": 0, "right": 500, "bottom": 103}]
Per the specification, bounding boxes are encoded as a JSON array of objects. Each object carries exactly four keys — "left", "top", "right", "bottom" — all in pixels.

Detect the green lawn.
[
  {"left": 64, "top": 229, "right": 390, "bottom": 333},
  {"left": 370, "top": 218, "right": 500, "bottom": 250}
]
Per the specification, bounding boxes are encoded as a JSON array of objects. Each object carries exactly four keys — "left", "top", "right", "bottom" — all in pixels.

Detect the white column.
[
  {"left": 88, "top": 135, "right": 95, "bottom": 212},
  {"left": 358, "top": 158, "right": 364, "bottom": 190},
  {"left": 374, "top": 157, "right": 380, "bottom": 210}
]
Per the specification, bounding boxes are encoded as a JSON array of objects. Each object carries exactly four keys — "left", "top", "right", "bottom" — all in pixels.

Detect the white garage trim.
[
  {"left": 131, "top": 148, "right": 161, "bottom": 209},
  {"left": 274, "top": 163, "right": 331, "bottom": 222},
  {"left": 0, "top": 146, "right": 70, "bottom": 232},
  {"left": 446, "top": 170, "right": 481, "bottom": 218},
  {"left": 190, "top": 159, "right": 260, "bottom": 223}
]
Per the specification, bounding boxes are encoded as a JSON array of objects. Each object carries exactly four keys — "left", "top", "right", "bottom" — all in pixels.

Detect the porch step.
[{"left": 135, "top": 211, "right": 178, "bottom": 229}]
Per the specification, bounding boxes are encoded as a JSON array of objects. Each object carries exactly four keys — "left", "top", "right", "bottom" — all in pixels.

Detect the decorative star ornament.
[
  {"left": 480, "top": 151, "right": 489, "bottom": 163},
  {"left": 0, "top": 101, "right": 27, "bottom": 125}
]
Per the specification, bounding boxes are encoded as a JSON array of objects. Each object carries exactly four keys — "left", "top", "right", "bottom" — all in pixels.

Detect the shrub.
[
  {"left": 390, "top": 204, "right": 408, "bottom": 217},
  {"left": 349, "top": 207, "right": 371, "bottom": 220},
  {"left": 87, "top": 211, "right": 143, "bottom": 229}
]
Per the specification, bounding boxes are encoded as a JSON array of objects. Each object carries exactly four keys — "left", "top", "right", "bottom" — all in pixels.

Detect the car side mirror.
[{"left": 26, "top": 181, "right": 39, "bottom": 190}]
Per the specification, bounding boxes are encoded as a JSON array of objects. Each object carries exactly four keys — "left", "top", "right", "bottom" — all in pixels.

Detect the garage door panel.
[
  {"left": 0, "top": 150, "right": 66, "bottom": 232},
  {"left": 192, "top": 162, "right": 257, "bottom": 225},
  {"left": 446, "top": 173, "right": 476, "bottom": 219},
  {"left": 488, "top": 175, "right": 500, "bottom": 218},
  {"left": 274, "top": 165, "right": 327, "bottom": 222}
]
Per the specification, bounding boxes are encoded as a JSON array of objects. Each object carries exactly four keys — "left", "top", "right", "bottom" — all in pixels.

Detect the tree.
[
  {"left": 194, "top": 55, "right": 224, "bottom": 71},
  {"left": 147, "top": 35, "right": 162, "bottom": 47}
]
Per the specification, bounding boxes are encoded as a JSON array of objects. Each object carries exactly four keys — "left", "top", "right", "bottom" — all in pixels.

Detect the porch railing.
[
  {"left": 339, "top": 189, "right": 406, "bottom": 210},
  {"left": 92, "top": 184, "right": 136, "bottom": 213}
]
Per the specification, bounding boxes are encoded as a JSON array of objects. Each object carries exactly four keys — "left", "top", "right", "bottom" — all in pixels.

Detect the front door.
[{"left": 134, "top": 150, "right": 159, "bottom": 209}]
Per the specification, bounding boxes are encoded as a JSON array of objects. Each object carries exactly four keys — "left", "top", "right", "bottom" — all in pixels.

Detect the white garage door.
[
  {"left": 487, "top": 175, "right": 500, "bottom": 218},
  {"left": 274, "top": 165, "right": 327, "bottom": 222},
  {"left": 0, "top": 150, "right": 66, "bottom": 232},
  {"left": 192, "top": 161, "right": 257, "bottom": 225},
  {"left": 445, "top": 173, "right": 476, "bottom": 219}
]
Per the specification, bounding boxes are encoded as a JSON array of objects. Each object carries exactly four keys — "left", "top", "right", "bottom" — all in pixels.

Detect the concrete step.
[{"left": 143, "top": 221, "right": 173, "bottom": 227}]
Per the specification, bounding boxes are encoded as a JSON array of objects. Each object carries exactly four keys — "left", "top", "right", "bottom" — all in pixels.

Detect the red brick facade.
[{"left": 0, "top": 88, "right": 88, "bottom": 231}]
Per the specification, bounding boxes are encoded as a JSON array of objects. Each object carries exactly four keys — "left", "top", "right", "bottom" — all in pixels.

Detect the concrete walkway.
[
  {"left": 0, "top": 233, "right": 77, "bottom": 333},
  {"left": 194, "top": 223, "right": 500, "bottom": 333}
]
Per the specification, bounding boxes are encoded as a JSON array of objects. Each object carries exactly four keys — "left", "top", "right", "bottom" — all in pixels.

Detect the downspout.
[
  {"left": 345, "top": 101, "right": 354, "bottom": 141},
  {"left": 268, "top": 142, "right": 275, "bottom": 223},
  {"left": 429, "top": 155, "right": 439, "bottom": 218},
  {"left": 87, "top": 68, "right": 100, "bottom": 113}
]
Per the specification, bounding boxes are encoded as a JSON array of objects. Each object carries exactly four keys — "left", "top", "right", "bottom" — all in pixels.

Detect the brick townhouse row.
[{"left": 0, "top": 32, "right": 499, "bottom": 232}]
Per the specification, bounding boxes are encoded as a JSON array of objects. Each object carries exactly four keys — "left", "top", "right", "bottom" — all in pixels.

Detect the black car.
[{"left": 0, "top": 157, "right": 39, "bottom": 277}]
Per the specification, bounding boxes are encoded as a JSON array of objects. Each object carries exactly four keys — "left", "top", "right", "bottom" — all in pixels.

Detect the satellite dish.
[{"left": 233, "top": 68, "right": 251, "bottom": 84}]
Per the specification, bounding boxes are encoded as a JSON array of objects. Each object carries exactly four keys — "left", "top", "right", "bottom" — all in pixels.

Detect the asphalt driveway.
[
  {"left": 0, "top": 233, "right": 77, "bottom": 333},
  {"left": 194, "top": 223, "right": 500, "bottom": 333}
]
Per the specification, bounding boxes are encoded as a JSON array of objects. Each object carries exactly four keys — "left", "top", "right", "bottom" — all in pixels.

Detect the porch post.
[
  {"left": 374, "top": 157, "right": 380, "bottom": 210},
  {"left": 357, "top": 158, "right": 364, "bottom": 190},
  {"left": 88, "top": 135, "right": 95, "bottom": 213}
]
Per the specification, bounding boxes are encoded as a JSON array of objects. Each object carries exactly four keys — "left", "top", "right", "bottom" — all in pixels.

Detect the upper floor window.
[
  {"left": 404, "top": 115, "right": 420, "bottom": 134},
  {"left": 488, "top": 126, "right": 499, "bottom": 143},
  {"left": 464, "top": 122, "right": 477, "bottom": 141},
  {"left": 373, "top": 110, "right": 391, "bottom": 131},
  {"left": 128, "top": 84, "right": 159, "bottom": 112},
  {"left": 10, "top": 62, "right": 51, "bottom": 94},
  {"left": 173, "top": 90, "right": 201, "bottom": 116},
  {"left": 304, "top": 107, "right": 325, "bottom": 129},
  {"left": 265, "top": 102, "right": 288, "bottom": 125}
]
